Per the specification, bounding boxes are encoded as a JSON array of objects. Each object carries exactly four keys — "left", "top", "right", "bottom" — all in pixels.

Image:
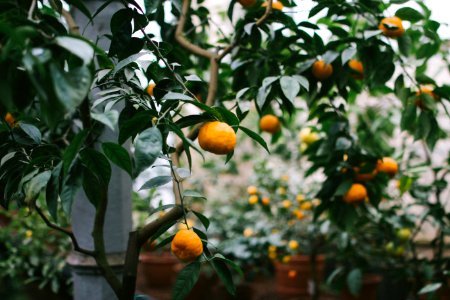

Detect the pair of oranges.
[
  {"left": 343, "top": 157, "right": 399, "bottom": 203},
  {"left": 311, "top": 59, "right": 363, "bottom": 81}
]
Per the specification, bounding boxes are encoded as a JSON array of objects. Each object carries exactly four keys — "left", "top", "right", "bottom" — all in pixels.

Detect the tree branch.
[
  {"left": 256, "top": 0, "right": 273, "bottom": 26},
  {"left": 175, "top": 0, "right": 215, "bottom": 59},
  {"left": 121, "top": 206, "right": 184, "bottom": 299},
  {"left": 34, "top": 205, "right": 95, "bottom": 256},
  {"left": 137, "top": 206, "right": 185, "bottom": 245},
  {"left": 91, "top": 191, "right": 123, "bottom": 298}
]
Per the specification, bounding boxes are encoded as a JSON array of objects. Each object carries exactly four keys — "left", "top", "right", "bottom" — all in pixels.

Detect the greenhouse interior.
[{"left": 0, "top": 0, "right": 449, "bottom": 299}]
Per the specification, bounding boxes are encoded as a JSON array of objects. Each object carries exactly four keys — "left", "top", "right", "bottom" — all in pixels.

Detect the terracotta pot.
[
  {"left": 275, "top": 254, "right": 326, "bottom": 299},
  {"left": 341, "top": 274, "right": 381, "bottom": 300},
  {"left": 137, "top": 251, "right": 180, "bottom": 288}
]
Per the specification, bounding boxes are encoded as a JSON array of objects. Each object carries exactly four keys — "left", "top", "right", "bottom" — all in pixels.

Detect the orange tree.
[{"left": 0, "top": 0, "right": 449, "bottom": 299}]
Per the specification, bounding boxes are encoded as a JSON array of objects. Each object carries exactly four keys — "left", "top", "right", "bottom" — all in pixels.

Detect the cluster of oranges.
[
  {"left": 247, "top": 185, "right": 271, "bottom": 206},
  {"left": 267, "top": 239, "right": 300, "bottom": 263},
  {"left": 343, "top": 157, "right": 399, "bottom": 204}
]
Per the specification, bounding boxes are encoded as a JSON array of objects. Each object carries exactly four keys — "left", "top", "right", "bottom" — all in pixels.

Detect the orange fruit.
[
  {"left": 4, "top": 113, "right": 15, "bottom": 127},
  {"left": 198, "top": 121, "right": 237, "bottom": 155},
  {"left": 243, "top": 228, "right": 254, "bottom": 237},
  {"left": 343, "top": 183, "right": 368, "bottom": 203},
  {"left": 348, "top": 59, "right": 364, "bottom": 80},
  {"left": 293, "top": 209, "right": 305, "bottom": 220},
  {"left": 171, "top": 229, "right": 203, "bottom": 262},
  {"left": 248, "top": 195, "right": 258, "bottom": 205},
  {"left": 238, "top": 0, "right": 256, "bottom": 7},
  {"left": 288, "top": 270, "right": 297, "bottom": 278},
  {"left": 288, "top": 240, "right": 299, "bottom": 250},
  {"left": 247, "top": 186, "right": 258, "bottom": 195},
  {"left": 376, "top": 157, "right": 398, "bottom": 177},
  {"left": 312, "top": 60, "right": 333, "bottom": 81},
  {"left": 379, "top": 17, "right": 404, "bottom": 38},
  {"left": 300, "top": 202, "right": 312, "bottom": 211},
  {"left": 262, "top": 1, "right": 284, "bottom": 10},
  {"left": 259, "top": 114, "right": 281, "bottom": 134},
  {"left": 353, "top": 165, "right": 378, "bottom": 182},
  {"left": 415, "top": 87, "right": 439, "bottom": 109},
  {"left": 262, "top": 197, "right": 270, "bottom": 205},
  {"left": 146, "top": 83, "right": 156, "bottom": 96},
  {"left": 282, "top": 200, "right": 292, "bottom": 209}
]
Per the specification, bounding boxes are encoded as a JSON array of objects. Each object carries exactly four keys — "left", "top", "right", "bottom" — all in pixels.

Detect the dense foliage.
[{"left": 0, "top": 0, "right": 449, "bottom": 299}]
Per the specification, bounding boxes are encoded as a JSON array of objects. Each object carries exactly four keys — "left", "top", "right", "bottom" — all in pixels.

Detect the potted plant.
[{"left": 0, "top": 205, "right": 72, "bottom": 299}]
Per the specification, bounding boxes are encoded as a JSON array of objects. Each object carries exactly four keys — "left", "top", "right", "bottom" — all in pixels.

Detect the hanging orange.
[
  {"left": 259, "top": 114, "right": 281, "bottom": 134},
  {"left": 343, "top": 183, "right": 368, "bottom": 203},
  {"left": 348, "top": 59, "right": 364, "bottom": 80},
  {"left": 312, "top": 60, "right": 333, "bottom": 81},
  {"left": 379, "top": 17, "right": 404, "bottom": 38},
  {"left": 198, "top": 121, "right": 237, "bottom": 155},
  {"left": 376, "top": 157, "right": 398, "bottom": 177},
  {"left": 171, "top": 229, "right": 203, "bottom": 262}
]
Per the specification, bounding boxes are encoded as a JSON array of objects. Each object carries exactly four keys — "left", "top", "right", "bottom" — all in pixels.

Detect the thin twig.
[
  {"left": 27, "top": 0, "right": 37, "bottom": 20},
  {"left": 34, "top": 205, "right": 95, "bottom": 256}
]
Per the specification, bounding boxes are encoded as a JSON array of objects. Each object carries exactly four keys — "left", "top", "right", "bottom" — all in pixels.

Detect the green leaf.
[
  {"left": 212, "top": 254, "right": 244, "bottom": 277},
  {"left": 418, "top": 283, "right": 442, "bottom": 295},
  {"left": 341, "top": 48, "right": 357, "bottom": 65},
  {"left": 154, "top": 233, "right": 176, "bottom": 250},
  {"left": 280, "top": 76, "right": 300, "bottom": 103},
  {"left": 334, "top": 180, "right": 353, "bottom": 196},
  {"left": 63, "top": 130, "right": 87, "bottom": 175},
  {"left": 66, "top": 0, "right": 93, "bottom": 19},
  {"left": 238, "top": 126, "right": 270, "bottom": 153},
  {"left": 183, "top": 190, "right": 206, "bottom": 200},
  {"left": 46, "top": 162, "right": 62, "bottom": 221},
  {"left": 102, "top": 142, "right": 132, "bottom": 176},
  {"left": 55, "top": 36, "right": 94, "bottom": 65},
  {"left": 25, "top": 171, "right": 51, "bottom": 202},
  {"left": 211, "top": 259, "right": 236, "bottom": 296},
  {"left": 133, "top": 127, "right": 163, "bottom": 177},
  {"left": 346, "top": 268, "right": 362, "bottom": 296},
  {"left": 91, "top": 111, "right": 119, "bottom": 131},
  {"left": 112, "top": 53, "right": 146, "bottom": 76},
  {"left": 192, "top": 211, "right": 210, "bottom": 230},
  {"left": 18, "top": 123, "right": 41, "bottom": 144},
  {"left": 60, "top": 159, "right": 83, "bottom": 215},
  {"left": 149, "top": 204, "right": 177, "bottom": 216},
  {"left": 335, "top": 137, "right": 352, "bottom": 150},
  {"left": 50, "top": 63, "right": 92, "bottom": 114},
  {"left": 172, "top": 262, "right": 201, "bottom": 300},
  {"left": 79, "top": 148, "right": 112, "bottom": 184},
  {"left": 395, "top": 7, "right": 423, "bottom": 23},
  {"left": 139, "top": 176, "right": 172, "bottom": 190},
  {"left": 82, "top": 167, "right": 107, "bottom": 207},
  {"left": 162, "top": 92, "right": 194, "bottom": 101}
]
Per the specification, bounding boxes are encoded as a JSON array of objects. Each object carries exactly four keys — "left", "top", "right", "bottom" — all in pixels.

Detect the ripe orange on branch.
[
  {"left": 343, "top": 183, "right": 368, "bottom": 203},
  {"left": 415, "top": 86, "right": 439, "bottom": 109},
  {"left": 379, "top": 17, "right": 404, "bottom": 38},
  {"left": 4, "top": 113, "right": 15, "bottom": 127},
  {"left": 198, "top": 121, "right": 237, "bottom": 155},
  {"left": 146, "top": 83, "right": 156, "bottom": 96},
  {"left": 312, "top": 60, "right": 333, "bottom": 81},
  {"left": 262, "top": 1, "right": 284, "bottom": 10},
  {"left": 259, "top": 114, "right": 281, "bottom": 134},
  {"left": 171, "top": 229, "right": 203, "bottom": 262},
  {"left": 348, "top": 59, "right": 364, "bottom": 80},
  {"left": 376, "top": 157, "right": 398, "bottom": 177}
]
